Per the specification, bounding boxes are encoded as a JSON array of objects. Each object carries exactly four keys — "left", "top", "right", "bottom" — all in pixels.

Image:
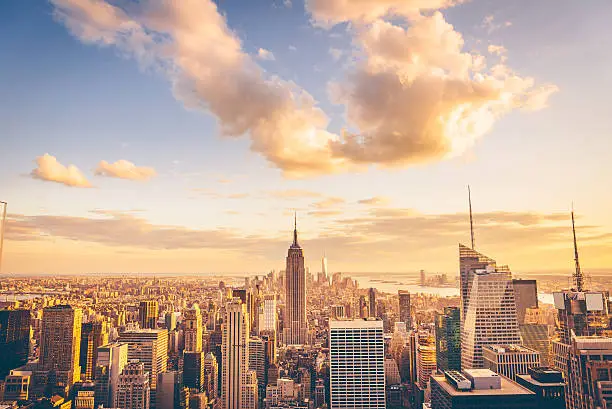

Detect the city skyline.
[{"left": 2, "top": 0, "right": 612, "bottom": 274}]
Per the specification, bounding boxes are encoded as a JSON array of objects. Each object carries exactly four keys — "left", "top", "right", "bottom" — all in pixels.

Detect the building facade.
[
  {"left": 284, "top": 218, "right": 307, "bottom": 346},
  {"left": 482, "top": 344, "right": 541, "bottom": 381},
  {"left": 435, "top": 307, "right": 461, "bottom": 372}
]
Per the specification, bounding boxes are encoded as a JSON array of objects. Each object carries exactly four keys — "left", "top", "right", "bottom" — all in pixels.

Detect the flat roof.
[
  {"left": 329, "top": 318, "right": 383, "bottom": 329},
  {"left": 432, "top": 375, "right": 535, "bottom": 397},
  {"left": 483, "top": 344, "right": 540, "bottom": 354},
  {"left": 516, "top": 374, "right": 565, "bottom": 388}
]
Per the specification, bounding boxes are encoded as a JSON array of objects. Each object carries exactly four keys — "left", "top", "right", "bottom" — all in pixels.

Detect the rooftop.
[
  {"left": 329, "top": 318, "right": 383, "bottom": 329},
  {"left": 432, "top": 374, "right": 535, "bottom": 397},
  {"left": 483, "top": 344, "right": 539, "bottom": 354},
  {"left": 516, "top": 374, "right": 565, "bottom": 388}
]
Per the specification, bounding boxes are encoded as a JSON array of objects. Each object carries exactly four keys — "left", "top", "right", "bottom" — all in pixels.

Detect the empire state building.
[{"left": 284, "top": 215, "right": 307, "bottom": 345}]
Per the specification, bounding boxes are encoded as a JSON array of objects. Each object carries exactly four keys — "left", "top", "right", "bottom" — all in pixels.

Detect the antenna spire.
[
  {"left": 571, "top": 204, "right": 584, "bottom": 292},
  {"left": 293, "top": 212, "right": 298, "bottom": 246},
  {"left": 468, "top": 185, "right": 475, "bottom": 249}
]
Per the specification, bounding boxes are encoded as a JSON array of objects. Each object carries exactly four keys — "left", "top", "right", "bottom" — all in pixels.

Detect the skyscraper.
[
  {"left": 248, "top": 337, "right": 265, "bottom": 393},
  {"left": 398, "top": 290, "right": 412, "bottom": 330},
  {"left": 329, "top": 319, "right": 386, "bottom": 409},
  {"left": 461, "top": 264, "right": 521, "bottom": 369},
  {"left": 515, "top": 367, "right": 565, "bottom": 409},
  {"left": 184, "top": 304, "right": 203, "bottom": 353},
  {"left": 519, "top": 323, "right": 551, "bottom": 366},
  {"left": 416, "top": 335, "right": 437, "bottom": 389},
  {"left": 79, "top": 320, "right": 109, "bottom": 381},
  {"left": 222, "top": 300, "right": 256, "bottom": 409},
  {"left": 115, "top": 361, "right": 150, "bottom": 409},
  {"left": 203, "top": 352, "right": 219, "bottom": 401},
  {"left": 164, "top": 313, "right": 177, "bottom": 332},
  {"left": 39, "top": 305, "right": 83, "bottom": 396},
  {"left": 95, "top": 342, "right": 128, "bottom": 409},
  {"left": 139, "top": 301, "right": 158, "bottom": 330},
  {"left": 118, "top": 329, "right": 168, "bottom": 409},
  {"left": 435, "top": 307, "right": 461, "bottom": 372},
  {"left": 0, "top": 309, "right": 30, "bottom": 378},
  {"left": 368, "top": 288, "right": 377, "bottom": 318},
  {"left": 459, "top": 244, "right": 497, "bottom": 324},
  {"left": 183, "top": 351, "right": 205, "bottom": 392},
  {"left": 551, "top": 210, "right": 611, "bottom": 409},
  {"left": 512, "top": 279, "right": 538, "bottom": 324},
  {"left": 284, "top": 216, "right": 307, "bottom": 346}
]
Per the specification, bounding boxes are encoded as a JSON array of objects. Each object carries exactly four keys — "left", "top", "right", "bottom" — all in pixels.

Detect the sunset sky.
[{"left": 2, "top": 0, "right": 612, "bottom": 275}]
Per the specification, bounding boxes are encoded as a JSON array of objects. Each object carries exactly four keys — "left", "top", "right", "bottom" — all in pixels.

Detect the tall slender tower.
[
  {"left": 222, "top": 300, "right": 256, "bottom": 409},
  {"left": 284, "top": 215, "right": 307, "bottom": 345},
  {"left": 139, "top": 301, "right": 158, "bottom": 330}
]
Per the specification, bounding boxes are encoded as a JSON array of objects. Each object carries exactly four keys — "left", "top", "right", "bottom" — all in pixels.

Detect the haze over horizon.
[{"left": 2, "top": 0, "right": 612, "bottom": 275}]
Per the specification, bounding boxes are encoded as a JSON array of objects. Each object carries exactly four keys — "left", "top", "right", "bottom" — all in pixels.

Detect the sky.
[{"left": 1, "top": 0, "right": 612, "bottom": 275}]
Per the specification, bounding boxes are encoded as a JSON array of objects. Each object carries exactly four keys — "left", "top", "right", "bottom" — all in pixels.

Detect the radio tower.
[
  {"left": 468, "top": 186, "right": 475, "bottom": 249},
  {"left": 571, "top": 205, "right": 585, "bottom": 292}
]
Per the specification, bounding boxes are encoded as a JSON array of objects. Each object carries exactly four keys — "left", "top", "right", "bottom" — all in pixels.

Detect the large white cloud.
[
  {"left": 30, "top": 153, "right": 92, "bottom": 188},
  {"left": 50, "top": 0, "right": 557, "bottom": 176}
]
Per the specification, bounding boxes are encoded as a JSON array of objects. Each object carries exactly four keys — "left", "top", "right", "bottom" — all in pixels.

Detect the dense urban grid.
[{"left": 0, "top": 211, "right": 611, "bottom": 409}]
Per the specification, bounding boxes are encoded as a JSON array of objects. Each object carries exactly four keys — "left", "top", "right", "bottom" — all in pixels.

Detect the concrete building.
[
  {"left": 156, "top": 371, "right": 188, "bottom": 409},
  {"left": 95, "top": 342, "right": 128, "bottom": 409},
  {"left": 3, "top": 370, "right": 31, "bottom": 401},
  {"left": 115, "top": 361, "right": 150, "bottom": 409},
  {"left": 184, "top": 305, "right": 203, "bottom": 353},
  {"left": 183, "top": 351, "right": 204, "bottom": 392},
  {"left": 519, "top": 323, "right": 551, "bottom": 366},
  {"left": 79, "top": 320, "right": 109, "bottom": 381},
  {"left": 0, "top": 310, "right": 30, "bottom": 379},
  {"left": 38, "top": 305, "right": 83, "bottom": 397},
  {"left": 482, "top": 345, "right": 541, "bottom": 381},
  {"left": 512, "top": 280, "right": 538, "bottom": 324},
  {"left": 261, "top": 295, "right": 277, "bottom": 333},
  {"left": 398, "top": 291, "right": 411, "bottom": 330},
  {"left": 417, "top": 335, "right": 437, "bottom": 389},
  {"left": 329, "top": 319, "right": 385, "bottom": 409}
]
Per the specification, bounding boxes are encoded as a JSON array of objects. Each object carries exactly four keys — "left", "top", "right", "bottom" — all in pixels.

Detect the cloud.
[
  {"left": 6, "top": 208, "right": 611, "bottom": 272},
  {"left": 95, "top": 160, "right": 157, "bottom": 181},
  {"left": 50, "top": 0, "right": 556, "bottom": 177},
  {"left": 358, "top": 196, "right": 390, "bottom": 206},
  {"left": 328, "top": 12, "right": 558, "bottom": 166},
  {"left": 257, "top": 48, "right": 276, "bottom": 61},
  {"left": 311, "top": 197, "right": 345, "bottom": 209},
  {"left": 30, "top": 154, "right": 92, "bottom": 188},
  {"left": 288, "top": 45, "right": 297, "bottom": 51},
  {"left": 306, "top": 0, "right": 461, "bottom": 25},
  {"left": 482, "top": 15, "right": 512, "bottom": 34},
  {"left": 283, "top": 0, "right": 292, "bottom": 8}
]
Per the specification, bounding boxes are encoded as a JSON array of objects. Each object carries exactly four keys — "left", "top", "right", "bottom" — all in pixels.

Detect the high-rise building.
[
  {"left": 358, "top": 296, "right": 368, "bottom": 319},
  {"left": 512, "top": 280, "right": 538, "bottom": 324},
  {"left": 435, "top": 307, "right": 461, "bottom": 372},
  {"left": 95, "top": 342, "right": 128, "bottom": 409},
  {"left": 139, "top": 301, "right": 158, "bottom": 330},
  {"left": 329, "top": 319, "right": 385, "bottom": 409},
  {"left": 551, "top": 210, "right": 612, "bottom": 409},
  {"left": 75, "top": 389, "right": 95, "bottom": 409},
  {"left": 368, "top": 288, "right": 377, "bottom": 318},
  {"left": 222, "top": 300, "right": 257, "bottom": 409},
  {"left": 115, "top": 361, "right": 151, "bottom": 409},
  {"left": 183, "top": 351, "right": 205, "bottom": 392},
  {"left": 519, "top": 323, "right": 551, "bottom": 366},
  {"left": 459, "top": 244, "right": 497, "bottom": 323},
  {"left": 321, "top": 254, "right": 328, "bottom": 284},
  {"left": 461, "top": 264, "right": 521, "bottom": 369},
  {"left": 482, "top": 345, "right": 541, "bottom": 381},
  {"left": 563, "top": 335, "right": 612, "bottom": 409},
  {"left": 248, "top": 337, "right": 265, "bottom": 393},
  {"left": 39, "top": 305, "right": 83, "bottom": 396},
  {"left": 261, "top": 295, "right": 277, "bottom": 333},
  {"left": 416, "top": 335, "right": 437, "bottom": 389},
  {"left": 157, "top": 371, "right": 188, "bottom": 409},
  {"left": 118, "top": 329, "right": 168, "bottom": 408},
  {"left": 0, "top": 309, "right": 30, "bottom": 378},
  {"left": 203, "top": 352, "right": 219, "bottom": 401},
  {"left": 516, "top": 367, "right": 565, "bottom": 409},
  {"left": 79, "top": 320, "right": 109, "bottom": 381},
  {"left": 398, "top": 290, "right": 412, "bottom": 330},
  {"left": 184, "top": 305, "right": 203, "bottom": 353},
  {"left": 430, "top": 369, "right": 537, "bottom": 409},
  {"left": 284, "top": 216, "right": 307, "bottom": 346},
  {"left": 384, "top": 358, "right": 401, "bottom": 386},
  {"left": 3, "top": 370, "right": 31, "bottom": 401}
]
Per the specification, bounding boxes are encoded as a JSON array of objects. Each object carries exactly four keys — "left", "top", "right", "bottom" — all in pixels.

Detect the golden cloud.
[
  {"left": 95, "top": 160, "right": 156, "bottom": 181},
  {"left": 30, "top": 154, "right": 92, "bottom": 188}
]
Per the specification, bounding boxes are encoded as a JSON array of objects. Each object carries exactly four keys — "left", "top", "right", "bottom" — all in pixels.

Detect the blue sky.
[{"left": 1, "top": 0, "right": 612, "bottom": 274}]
